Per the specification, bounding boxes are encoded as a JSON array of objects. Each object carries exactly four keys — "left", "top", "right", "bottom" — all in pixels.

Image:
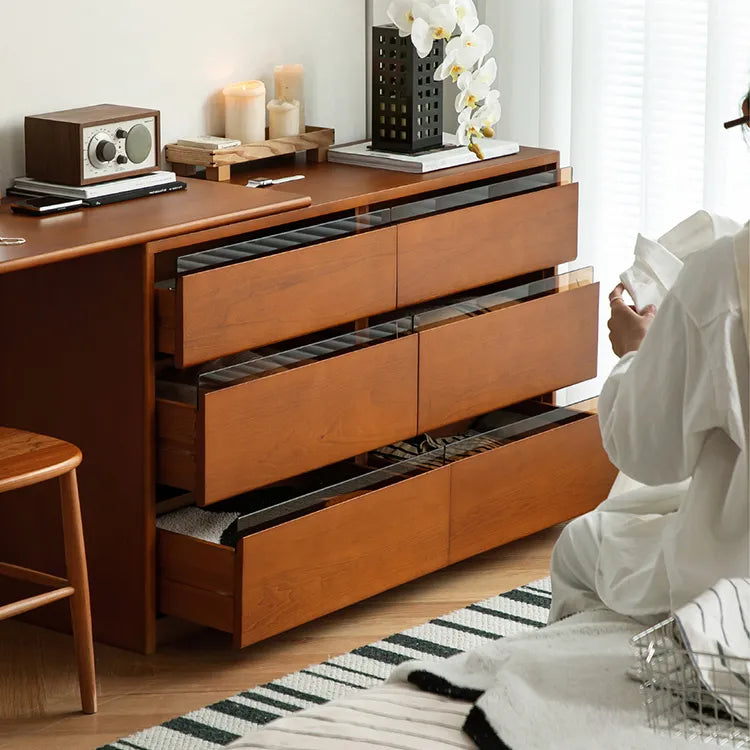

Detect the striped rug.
[{"left": 100, "top": 577, "right": 552, "bottom": 750}]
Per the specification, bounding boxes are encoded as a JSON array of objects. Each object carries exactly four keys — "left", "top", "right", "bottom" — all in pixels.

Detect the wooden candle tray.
[{"left": 165, "top": 126, "right": 335, "bottom": 182}]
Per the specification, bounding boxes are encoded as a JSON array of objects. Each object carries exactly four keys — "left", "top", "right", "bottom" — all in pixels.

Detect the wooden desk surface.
[{"left": 0, "top": 179, "right": 311, "bottom": 274}]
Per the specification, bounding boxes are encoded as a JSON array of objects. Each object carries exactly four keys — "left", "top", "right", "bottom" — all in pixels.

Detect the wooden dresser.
[{"left": 0, "top": 147, "right": 617, "bottom": 652}]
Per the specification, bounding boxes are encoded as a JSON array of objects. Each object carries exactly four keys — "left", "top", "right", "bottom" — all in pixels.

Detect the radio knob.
[
  {"left": 95, "top": 139, "right": 117, "bottom": 163},
  {"left": 116, "top": 128, "right": 128, "bottom": 139},
  {"left": 116, "top": 155, "right": 128, "bottom": 164}
]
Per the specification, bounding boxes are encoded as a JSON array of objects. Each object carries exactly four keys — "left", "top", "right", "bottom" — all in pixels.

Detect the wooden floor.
[{"left": 0, "top": 525, "right": 561, "bottom": 750}]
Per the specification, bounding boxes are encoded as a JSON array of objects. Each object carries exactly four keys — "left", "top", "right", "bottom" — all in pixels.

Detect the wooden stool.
[{"left": 0, "top": 427, "right": 97, "bottom": 714}]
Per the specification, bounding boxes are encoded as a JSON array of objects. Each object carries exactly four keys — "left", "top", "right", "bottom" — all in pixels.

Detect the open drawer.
[
  {"left": 415, "top": 268, "right": 599, "bottom": 432},
  {"left": 156, "top": 210, "right": 397, "bottom": 367},
  {"left": 156, "top": 318, "right": 419, "bottom": 505},
  {"left": 156, "top": 399, "right": 617, "bottom": 648},
  {"left": 395, "top": 169, "right": 579, "bottom": 306}
]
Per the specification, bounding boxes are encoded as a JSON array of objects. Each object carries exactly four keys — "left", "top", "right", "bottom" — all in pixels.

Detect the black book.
[{"left": 83, "top": 181, "right": 187, "bottom": 206}]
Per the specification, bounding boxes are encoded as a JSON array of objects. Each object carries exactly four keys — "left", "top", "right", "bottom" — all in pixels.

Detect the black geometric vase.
[{"left": 371, "top": 24, "right": 444, "bottom": 153}]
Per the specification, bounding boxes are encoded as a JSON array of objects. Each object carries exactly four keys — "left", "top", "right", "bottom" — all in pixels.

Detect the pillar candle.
[
  {"left": 267, "top": 99, "right": 300, "bottom": 139},
  {"left": 273, "top": 64, "right": 305, "bottom": 134},
  {"left": 223, "top": 80, "right": 266, "bottom": 143}
]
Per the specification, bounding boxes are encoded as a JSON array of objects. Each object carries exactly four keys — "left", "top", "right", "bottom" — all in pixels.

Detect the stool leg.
[{"left": 59, "top": 469, "right": 97, "bottom": 714}]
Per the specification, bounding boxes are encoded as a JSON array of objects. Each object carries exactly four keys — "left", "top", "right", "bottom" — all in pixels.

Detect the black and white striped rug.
[{"left": 101, "top": 577, "right": 551, "bottom": 750}]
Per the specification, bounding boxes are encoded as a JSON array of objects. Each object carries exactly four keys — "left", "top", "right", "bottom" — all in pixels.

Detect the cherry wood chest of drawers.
[{"left": 0, "top": 147, "right": 617, "bottom": 652}]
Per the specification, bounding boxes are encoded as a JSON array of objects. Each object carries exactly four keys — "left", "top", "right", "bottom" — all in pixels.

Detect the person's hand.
[{"left": 607, "top": 284, "right": 656, "bottom": 357}]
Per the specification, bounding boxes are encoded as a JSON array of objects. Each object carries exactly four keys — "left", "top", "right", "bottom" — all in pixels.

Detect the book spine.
[
  {"left": 83, "top": 182, "right": 186, "bottom": 206},
  {"left": 84, "top": 172, "right": 177, "bottom": 198}
]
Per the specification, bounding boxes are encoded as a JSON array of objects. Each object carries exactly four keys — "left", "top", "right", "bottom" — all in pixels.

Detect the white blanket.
[{"left": 388, "top": 610, "right": 696, "bottom": 749}]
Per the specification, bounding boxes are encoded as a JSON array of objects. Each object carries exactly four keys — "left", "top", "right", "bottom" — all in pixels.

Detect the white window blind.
[{"left": 488, "top": 0, "right": 750, "bottom": 399}]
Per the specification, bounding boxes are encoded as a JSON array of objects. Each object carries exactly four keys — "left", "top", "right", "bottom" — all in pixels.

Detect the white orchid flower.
[
  {"left": 386, "top": 0, "right": 433, "bottom": 38},
  {"left": 434, "top": 51, "right": 466, "bottom": 83},
  {"left": 410, "top": 3, "right": 458, "bottom": 57},
  {"left": 444, "top": 24, "right": 494, "bottom": 70},
  {"left": 454, "top": 0, "right": 479, "bottom": 33},
  {"left": 456, "top": 90, "right": 501, "bottom": 146},
  {"left": 454, "top": 58, "right": 497, "bottom": 111},
  {"left": 456, "top": 106, "right": 481, "bottom": 146},
  {"left": 474, "top": 89, "right": 501, "bottom": 132}
]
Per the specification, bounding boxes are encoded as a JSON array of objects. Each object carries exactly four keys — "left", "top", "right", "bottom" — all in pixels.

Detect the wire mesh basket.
[{"left": 631, "top": 617, "right": 750, "bottom": 746}]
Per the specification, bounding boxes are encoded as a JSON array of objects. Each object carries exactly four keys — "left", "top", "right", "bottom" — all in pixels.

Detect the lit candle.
[
  {"left": 273, "top": 64, "right": 305, "bottom": 134},
  {"left": 223, "top": 80, "right": 266, "bottom": 143},
  {"left": 267, "top": 99, "right": 300, "bottom": 139}
]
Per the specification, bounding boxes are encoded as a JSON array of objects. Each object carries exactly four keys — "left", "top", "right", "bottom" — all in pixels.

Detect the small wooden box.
[{"left": 25, "top": 104, "right": 161, "bottom": 186}]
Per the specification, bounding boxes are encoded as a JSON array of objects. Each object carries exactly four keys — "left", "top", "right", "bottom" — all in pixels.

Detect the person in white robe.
[{"left": 550, "top": 223, "right": 749, "bottom": 623}]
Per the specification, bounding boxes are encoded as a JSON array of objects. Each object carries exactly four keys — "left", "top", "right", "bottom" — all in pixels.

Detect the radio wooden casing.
[{"left": 24, "top": 104, "right": 160, "bottom": 186}]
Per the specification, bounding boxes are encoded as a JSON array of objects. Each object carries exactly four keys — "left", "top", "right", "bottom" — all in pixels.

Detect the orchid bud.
[{"left": 468, "top": 141, "right": 485, "bottom": 159}]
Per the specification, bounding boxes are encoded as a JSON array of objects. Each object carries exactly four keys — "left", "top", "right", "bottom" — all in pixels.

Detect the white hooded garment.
[{"left": 550, "top": 224, "right": 750, "bottom": 622}]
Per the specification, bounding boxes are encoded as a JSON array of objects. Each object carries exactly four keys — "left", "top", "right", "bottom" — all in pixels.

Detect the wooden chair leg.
[{"left": 59, "top": 469, "right": 97, "bottom": 714}]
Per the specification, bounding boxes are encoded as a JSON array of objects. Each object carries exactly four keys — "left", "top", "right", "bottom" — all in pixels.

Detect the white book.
[
  {"left": 327, "top": 134, "right": 520, "bottom": 173},
  {"left": 177, "top": 136, "right": 242, "bottom": 150},
  {"left": 12, "top": 170, "right": 177, "bottom": 199}
]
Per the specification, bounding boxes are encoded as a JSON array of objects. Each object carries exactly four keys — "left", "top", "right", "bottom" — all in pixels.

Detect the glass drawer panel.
[
  {"left": 175, "top": 209, "right": 392, "bottom": 276},
  {"left": 227, "top": 445, "right": 447, "bottom": 540},
  {"left": 156, "top": 316, "right": 415, "bottom": 405},
  {"left": 389, "top": 168, "right": 560, "bottom": 223},
  {"left": 413, "top": 267, "right": 594, "bottom": 330},
  {"left": 442, "top": 401, "right": 589, "bottom": 464}
]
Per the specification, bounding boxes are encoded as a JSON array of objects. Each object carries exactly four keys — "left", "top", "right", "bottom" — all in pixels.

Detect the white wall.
[{"left": 0, "top": 0, "right": 366, "bottom": 192}]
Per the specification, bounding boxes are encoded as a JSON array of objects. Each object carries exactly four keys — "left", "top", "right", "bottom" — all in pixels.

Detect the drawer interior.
[{"left": 156, "top": 398, "right": 593, "bottom": 548}]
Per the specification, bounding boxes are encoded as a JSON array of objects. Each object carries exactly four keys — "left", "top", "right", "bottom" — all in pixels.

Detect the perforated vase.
[{"left": 371, "top": 24, "right": 444, "bottom": 153}]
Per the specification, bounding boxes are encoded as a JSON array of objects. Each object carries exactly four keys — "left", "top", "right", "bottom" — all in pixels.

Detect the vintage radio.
[{"left": 24, "top": 104, "right": 160, "bottom": 186}]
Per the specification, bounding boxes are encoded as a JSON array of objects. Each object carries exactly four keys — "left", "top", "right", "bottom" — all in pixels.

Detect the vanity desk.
[{"left": 0, "top": 148, "right": 617, "bottom": 653}]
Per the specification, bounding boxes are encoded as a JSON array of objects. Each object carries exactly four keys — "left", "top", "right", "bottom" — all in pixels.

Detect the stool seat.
[{"left": 0, "top": 427, "right": 81, "bottom": 493}]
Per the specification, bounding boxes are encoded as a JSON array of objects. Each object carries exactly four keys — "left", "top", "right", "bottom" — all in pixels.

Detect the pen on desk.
[{"left": 246, "top": 175, "right": 306, "bottom": 188}]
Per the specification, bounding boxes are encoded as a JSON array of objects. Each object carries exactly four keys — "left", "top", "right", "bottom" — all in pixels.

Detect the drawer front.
[
  {"left": 236, "top": 467, "right": 451, "bottom": 647},
  {"left": 417, "top": 282, "right": 599, "bottom": 432},
  {"left": 449, "top": 414, "right": 618, "bottom": 563},
  {"left": 198, "top": 335, "right": 418, "bottom": 504},
  {"left": 161, "top": 227, "right": 397, "bottom": 367},
  {"left": 397, "top": 183, "right": 579, "bottom": 306}
]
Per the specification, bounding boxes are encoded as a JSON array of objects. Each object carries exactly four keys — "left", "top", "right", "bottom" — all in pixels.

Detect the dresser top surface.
[
  {"left": 232, "top": 145, "right": 559, "bottom": 220},
  {"left": 0, "top": 146, "right": 558, "bottom": 273}
]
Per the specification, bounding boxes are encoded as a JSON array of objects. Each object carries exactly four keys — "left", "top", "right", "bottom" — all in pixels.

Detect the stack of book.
[{"left": 9, "top": 170, "right": 186, "bottom": 206}]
